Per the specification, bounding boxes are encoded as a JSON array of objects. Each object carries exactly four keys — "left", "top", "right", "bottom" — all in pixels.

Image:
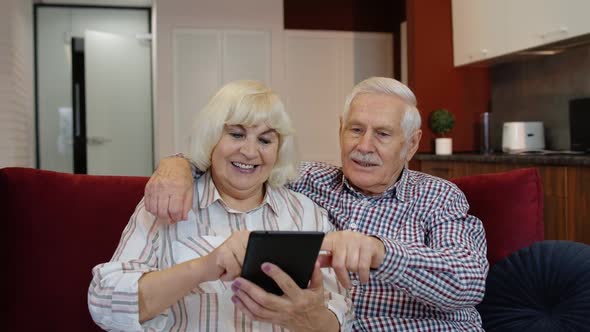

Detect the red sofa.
[{"left": 0, "top": 167, "right": 544, "bottom": 331}]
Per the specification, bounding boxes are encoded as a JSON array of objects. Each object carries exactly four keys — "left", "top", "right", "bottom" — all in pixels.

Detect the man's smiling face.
[{"left": 340, "top": 93, "right": 419, "bottom": 196}]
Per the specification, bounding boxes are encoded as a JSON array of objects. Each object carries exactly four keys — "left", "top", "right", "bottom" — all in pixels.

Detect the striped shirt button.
[
  {"left": 352, "top": 280, "right": 360, "bottom": 286},
  {"left": 349, "top": 222, "right": 358, "bottom": 230}
]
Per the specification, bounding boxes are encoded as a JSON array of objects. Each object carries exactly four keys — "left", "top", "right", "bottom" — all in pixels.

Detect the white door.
[
  {"left": 85, "top": 30, "right": 153, "bottom": 176},
  {"left": 172, "top": 29, "right": 271, "bottom": 154}
]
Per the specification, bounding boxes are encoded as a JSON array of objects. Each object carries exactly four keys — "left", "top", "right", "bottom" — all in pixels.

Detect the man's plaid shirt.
[{"left": 289, "top": 162, "right": 488, "bottom": 331}]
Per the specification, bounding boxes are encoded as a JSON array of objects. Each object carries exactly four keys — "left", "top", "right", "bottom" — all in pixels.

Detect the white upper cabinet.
[
  {"left": 564, "top": 0, "right": 590, "bottom": 39},
  {"left": 506, "top": 0, "right": 590, "bottom": 52},
  {"left": 452, "top": 0, "right": 506, "bottom": 66},
  {"left": 452, "top": 0, "right": 590, "bottom": 66}
]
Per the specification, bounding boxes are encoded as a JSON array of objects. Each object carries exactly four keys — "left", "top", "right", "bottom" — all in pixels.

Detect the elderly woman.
[{"left": 88, "top": 81, "right": 350, "bottom": 331}]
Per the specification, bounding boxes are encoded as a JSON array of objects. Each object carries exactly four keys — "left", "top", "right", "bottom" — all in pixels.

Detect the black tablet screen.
[{"left": 240, "top": 231, "right": 325, "bottom": 295}]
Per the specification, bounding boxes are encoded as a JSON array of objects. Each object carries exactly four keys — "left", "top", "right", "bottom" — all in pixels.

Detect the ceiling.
[{"left": 36, "top": 0, "right": 152, "bottom": 7}]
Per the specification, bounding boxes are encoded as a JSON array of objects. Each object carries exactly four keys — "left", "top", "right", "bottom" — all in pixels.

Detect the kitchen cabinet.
[
  {"left": 568, "top": 167, "right": 590, "bottom": 244},
  {"left": 451, "top": 0, "right": 506, "bottom": 66},
  {"left": 452, "top": 0, "right": 590, "bottom": 66},
  {"left": 414, "top": 160, "right": 590, "bottom": 245},
  {"left": 506, "top": 0, "right": 590, "bottom": 52}
]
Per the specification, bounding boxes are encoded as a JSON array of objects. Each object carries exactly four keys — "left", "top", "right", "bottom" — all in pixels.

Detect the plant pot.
[{"left": 435, "top": 138, "right": 452, "bottom": 155}]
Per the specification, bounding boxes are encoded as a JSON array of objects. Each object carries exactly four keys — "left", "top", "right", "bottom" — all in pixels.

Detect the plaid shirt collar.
[
  {"left": 341, "top": 167, "right": 411, "bottom": 202},
  {"left": 198, "top": 171, "right": 280, "bottom": 215}
]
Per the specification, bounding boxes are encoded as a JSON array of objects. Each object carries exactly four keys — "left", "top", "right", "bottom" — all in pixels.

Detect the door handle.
[{"left": 86, "top": 136, "right": 112, "bottom": 146}]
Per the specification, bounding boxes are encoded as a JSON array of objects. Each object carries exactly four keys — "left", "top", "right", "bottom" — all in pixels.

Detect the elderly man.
[{"left": 145, "top": 77, "right": 488, "bottom": 331}]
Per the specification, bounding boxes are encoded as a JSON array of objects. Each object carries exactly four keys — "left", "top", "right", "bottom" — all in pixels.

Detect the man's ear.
[{"left": 406, "top": 129, "right": 422, "bottom": 162}]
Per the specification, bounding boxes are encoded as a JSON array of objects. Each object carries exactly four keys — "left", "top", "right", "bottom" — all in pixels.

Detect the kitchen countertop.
[{"left": 413, "top": 152, "right": 590, "bottom": 167}]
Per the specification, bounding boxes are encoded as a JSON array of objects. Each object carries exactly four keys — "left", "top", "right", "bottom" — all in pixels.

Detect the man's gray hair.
[{"left": 342, "top": 77, "right": 422, "bottom": 140}]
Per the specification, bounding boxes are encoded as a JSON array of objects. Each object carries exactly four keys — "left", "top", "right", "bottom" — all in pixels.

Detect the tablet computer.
[{"left": 240, "top": 231, "right": 325, "bottom": 295}]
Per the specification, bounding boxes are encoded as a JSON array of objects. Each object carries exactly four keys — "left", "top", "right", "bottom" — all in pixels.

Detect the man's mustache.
[{"left": 350, "top": 150, "right": 383, "bottom": 166}]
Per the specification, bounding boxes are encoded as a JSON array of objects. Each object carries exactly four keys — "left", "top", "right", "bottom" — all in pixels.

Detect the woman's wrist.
[
  {"left": 301, "top": 306, "right": 339, "bottom": 332},
  {"left": 190, "top": 254, "right": 222, "bottom": 284}
]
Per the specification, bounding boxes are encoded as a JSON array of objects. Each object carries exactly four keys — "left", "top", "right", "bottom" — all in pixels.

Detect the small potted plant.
[{"left": 429, "top": 108, "right": 455, "bottom": 155}]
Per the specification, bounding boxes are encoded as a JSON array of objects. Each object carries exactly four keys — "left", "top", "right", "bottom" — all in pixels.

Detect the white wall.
[
  {"left": 0, "top": 0, "right": 35, "bottom": 168},
  {"left": 154, "top": 0, "right": 393, "bottom": 166},
  {"left": 285, "top": 30, "right": 393, "bottom": 165},
  {"left": 40, "top": 0, "right": 152, "bottom": 6},
  {"left": 153, "top": 0, "right": 285, "bottom": 162},
  {"left": 2, "top": 0, "right": 285, "bottom": 169},
  {"left": 0, "top": 0, "right": 393, "bottom": 170}
]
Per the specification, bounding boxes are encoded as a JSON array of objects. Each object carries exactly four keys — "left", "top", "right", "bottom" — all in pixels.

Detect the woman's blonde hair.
[{"left": 189, "top": 80, "right": 298, "bottom": 187}]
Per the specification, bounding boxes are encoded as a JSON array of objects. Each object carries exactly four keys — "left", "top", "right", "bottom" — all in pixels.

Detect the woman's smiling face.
[{"left": 210, "top": 123, "right": 279, "bottom": 200}]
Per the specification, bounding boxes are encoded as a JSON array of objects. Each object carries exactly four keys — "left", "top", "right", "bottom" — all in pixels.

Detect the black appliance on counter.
[{"left": 570, "top": 98, "right": 590, "bottom": 153}]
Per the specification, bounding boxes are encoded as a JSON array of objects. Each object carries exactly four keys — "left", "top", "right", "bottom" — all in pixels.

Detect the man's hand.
[
  {"left": 203, "top": 230, "right": 250, "bottom": 282},
  {"left": 319, "top": 231, "right": 386, "bottom": 288},
  {"left": 144, "top": 156, "right": 194, "bottom": 223},
  {"left": 231, "top": 262, "right": 339, "bottom": 332}
]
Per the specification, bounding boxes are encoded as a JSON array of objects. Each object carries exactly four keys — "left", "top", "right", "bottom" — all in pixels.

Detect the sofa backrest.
[
  {"left": 0, "top": 166, "right": 544, "bottom": 330},
  {"left": 450, "top": 167, "right": 544, "bottom": 266},
  {"left": 0, "top": 167, "right": 148, "bottom": 331}
]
